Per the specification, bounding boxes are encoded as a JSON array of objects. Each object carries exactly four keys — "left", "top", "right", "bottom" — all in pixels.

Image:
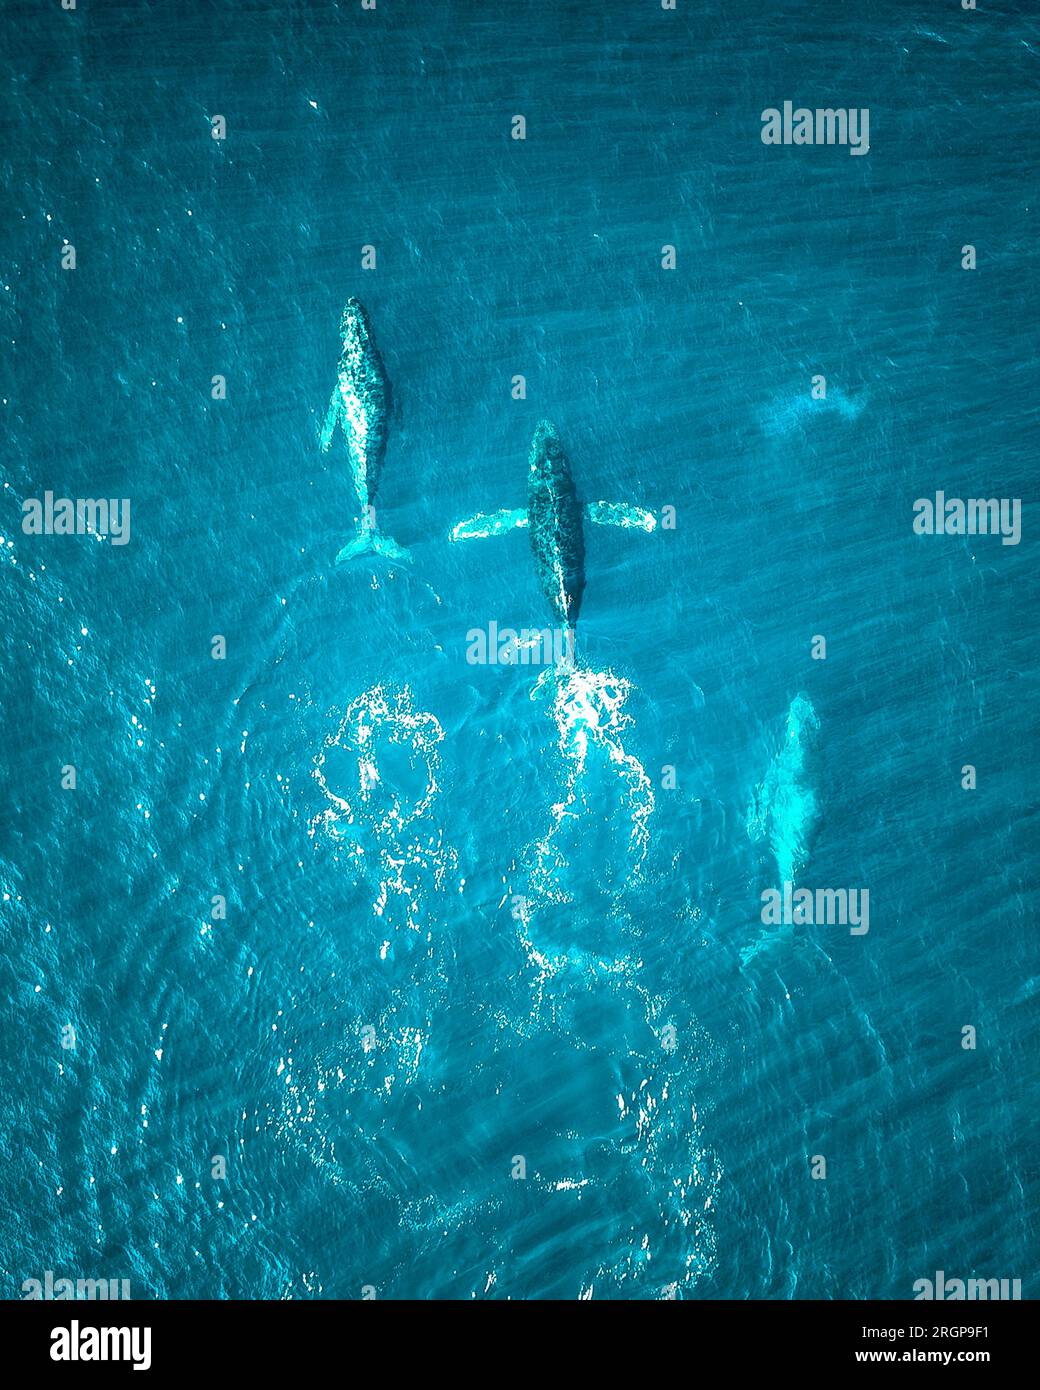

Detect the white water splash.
[
  {"left": 276, "top": 685, "right": 457, "bottom": 1185},
  {"left": 310, "top": 684, "right": 458, "bottom": 944},
  {"left": 527, "top": 664, "right": 655, "bottom": 907}
]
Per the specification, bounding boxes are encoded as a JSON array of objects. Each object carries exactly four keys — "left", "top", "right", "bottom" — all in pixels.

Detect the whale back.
[
  {"left": 527, "top": 421, "right": 586, "bottom": 629},
  {"left": 747, "top": 694, "right": 822, "bottom": 885},
  {"left": 337, "top": 298, "right": 391, "bottom": 503}
]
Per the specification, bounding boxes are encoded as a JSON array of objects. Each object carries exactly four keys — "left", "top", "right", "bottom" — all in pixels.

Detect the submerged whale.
[
  {"left": 320, "top": 297, "right": 410, "bottom": 564},
  {"left": 747, "top": 693, "right": 821, "bottom": 886},
  {"left": 451, "top": 420, "right": 656, "bottom": 664}
]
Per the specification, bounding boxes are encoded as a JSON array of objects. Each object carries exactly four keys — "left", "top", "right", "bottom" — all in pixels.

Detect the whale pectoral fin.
[
  {"left": 319, "top": 391, "right": 341, "bottom": 452},
  {"left": 450, "top": 507, "right": 529, "bottom": 542},
  {"left": 585, "top": 502, "right": 657, "bottom": 533}
]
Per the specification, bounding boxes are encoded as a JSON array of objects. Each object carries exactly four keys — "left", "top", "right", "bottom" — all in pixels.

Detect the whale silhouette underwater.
[
  {"left": 321, "top": 297, "right": 410, "bottom": 565},
  {"left": 450, "top": 419, "right": 657, "bottom": 674}
]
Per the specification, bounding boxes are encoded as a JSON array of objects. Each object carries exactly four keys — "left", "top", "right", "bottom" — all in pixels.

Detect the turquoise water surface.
[{"left": 1, "top": 0, "right": 1037, "bottom": 1299}]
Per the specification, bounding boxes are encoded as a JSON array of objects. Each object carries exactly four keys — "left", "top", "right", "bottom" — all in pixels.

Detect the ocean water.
[{"left": 1, "top": 0, "right": 1037, "bottom": 1301}]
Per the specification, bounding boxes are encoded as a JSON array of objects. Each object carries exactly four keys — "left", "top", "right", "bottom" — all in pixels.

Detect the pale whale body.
[
  {"left": 451, "top": 420, "right": 655, "bottom": 667},
  {"left": 741, "top": 693, "right": 822, "bottom": 965},
  {"left": 747, "top": 693, "right": 821, "bottom": 885},
  {"left": 320, "top": 297, "right": 409, "bottom": 564}
]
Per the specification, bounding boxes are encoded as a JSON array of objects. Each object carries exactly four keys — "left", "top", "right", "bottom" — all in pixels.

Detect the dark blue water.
[{"left": 1, "top": 0, "right": 1037, "bottom": 1300}]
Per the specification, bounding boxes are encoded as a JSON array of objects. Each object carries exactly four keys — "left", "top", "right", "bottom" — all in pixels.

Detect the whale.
[
  {"left": 529, "top": 419, "right": 587, "bottom": 631},
  {"left": 320, "top": 297, "right": 410, "bottom": 564},
  {"left": 450, "top": 420, "right": 656, "bottom": 668},
  {"left": 747, "top": 693, "right": 821, "bottom": 886}
]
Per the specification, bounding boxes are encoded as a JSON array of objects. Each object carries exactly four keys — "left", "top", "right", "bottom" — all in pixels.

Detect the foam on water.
[
  {"left": 310, "top": 684, "right": 459, "bottom": 953},
  {"left": 529, "top": 663, "right": 655, "bottom": 894}
]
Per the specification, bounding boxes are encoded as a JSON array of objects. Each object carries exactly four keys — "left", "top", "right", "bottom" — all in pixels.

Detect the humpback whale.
[
  {"left": 320, "top": 297, "right": 410, "bottom": 564},
  {"left": 747, "top": 693, "right": 821, "bottom": 886},
  {"left": 451, "top": 420, "right": 656, "bottom": 665}
]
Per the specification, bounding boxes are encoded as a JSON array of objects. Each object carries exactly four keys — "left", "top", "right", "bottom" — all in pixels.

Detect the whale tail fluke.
[
  {"left": 530, "top": 667, "right": 556, "bottom": 702},
  {"left": 335, "top": 514, "right": 411, "bottom": 566},
  {"left": 528, "top": 632, "right": 578, "bottom": 702}
]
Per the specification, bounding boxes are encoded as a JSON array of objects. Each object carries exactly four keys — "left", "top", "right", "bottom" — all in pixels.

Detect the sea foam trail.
[
  {"left": 501, "top": 666, "right": 720, "bottom": 1296},
  {"left": 310, "top": 684, "right": 458, "bottom": 951},
  {"left": 526, "top": 664, "right": 654, "bottom": 911},
  {"left": 275, "top": 685, "right": 458, "bottom": 1193}
]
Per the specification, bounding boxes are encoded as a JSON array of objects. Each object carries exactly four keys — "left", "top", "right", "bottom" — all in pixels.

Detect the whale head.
[{"left": 339, "top": 296, "right": 371, "bottom": 345}]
